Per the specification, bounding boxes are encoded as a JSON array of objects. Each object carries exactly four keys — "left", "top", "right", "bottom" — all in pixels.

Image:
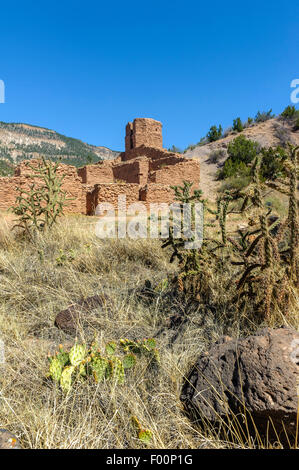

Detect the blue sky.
[{"left": 0, "top": 0, "right": 298, "bottom": 151}]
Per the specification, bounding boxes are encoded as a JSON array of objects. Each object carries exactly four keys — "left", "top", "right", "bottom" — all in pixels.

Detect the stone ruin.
[{"left": 0, "top": 118, "right": 200, "bottom": 214}]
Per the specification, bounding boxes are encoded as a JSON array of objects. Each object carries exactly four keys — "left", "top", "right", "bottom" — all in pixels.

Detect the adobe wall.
[
  {"left": 89, "top": 183, "right": 141, "bottom": 214},
  {"left": 2, "top": 159, "right": 86, "bottom": 214},
  {"left": 0, "top": 176, "right": 23, "bottom": 211},
  {"left": 112, "top": 158, "right": 149, "bottom": 185},
  {"left": 139, "top": 184, "right": 177, "bottom": 207},
  {"left": 125, "top": 118, "right": 162, "bottom": 153},
  {"left": 121, "top": 146, "right": 182, "bottom": 162},
  {"left": 77, "top": 161, "right": 114, "bottom": 185},
  {"left": 148, "top": 155, "right": 187, "bottom": 171},
  {"left": 149, "top": 160, "right": 200, "bottom": 187}
]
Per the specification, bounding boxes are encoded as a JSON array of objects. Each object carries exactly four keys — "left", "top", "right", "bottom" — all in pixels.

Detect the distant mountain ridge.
[{"left": 0, "top": 121, "right": 119, "bottom": 176}]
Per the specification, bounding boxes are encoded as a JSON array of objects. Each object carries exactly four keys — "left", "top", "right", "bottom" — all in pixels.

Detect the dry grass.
[{"left": 0, "top": 212, "right": 298, "bottom": 449}]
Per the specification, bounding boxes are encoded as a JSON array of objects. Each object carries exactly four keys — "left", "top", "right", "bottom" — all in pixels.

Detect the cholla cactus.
[{"left": 10, "top": 156, "right": 72, "bottom": 237}]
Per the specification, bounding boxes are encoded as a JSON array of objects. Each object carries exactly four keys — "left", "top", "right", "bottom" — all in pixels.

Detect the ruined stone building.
[{"left": 0, "top": 118, "right": 200, "bottom": 214}]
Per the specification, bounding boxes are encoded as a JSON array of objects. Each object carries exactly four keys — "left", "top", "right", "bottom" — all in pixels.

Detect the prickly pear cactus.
[
  {"left": 69, "top": 344, "right": 87, "bottom": 366},
  {"left": 48, "top": 357, "right": 63, "bottom": 383},
  {"left": 122, "top": 354, "right": 136, "bottom": 369},
  {"left": 144, "top": 338, "right": 156, "bottom": 350},
  {"left": 131, "top": 415, "right": 153, "bottom": 445},
  {"left": 60, "top": 365, "right": 75, "bottom": 392},
  {"left": 47, "top": 337, "right": 159, "bottom": 391},
  {"left": 105, "top": 341, "right": 117, "bottom": 356},
  {"left": 138, "top": 429, "right": 152, "bottom": 444},
  {"left": 113, "top": 358, "right": 125, "bottom": 384},
  {"left": 91, "top": 356, "right": 108, "bottom": 383}
]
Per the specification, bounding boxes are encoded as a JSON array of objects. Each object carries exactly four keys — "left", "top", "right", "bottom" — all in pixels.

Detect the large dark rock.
[
  {"left": 0, "top": 429, "right": 21, "bottom": 449},
  {"left": 181, "top": 328, "right": 299, "bottom": 445},
  {"left": 54, "top": 294, "right": 112, "bottom": 336}
]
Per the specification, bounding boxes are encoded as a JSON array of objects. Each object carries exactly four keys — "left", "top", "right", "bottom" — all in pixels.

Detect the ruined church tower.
[{"left": 125, "top": 118, "right": 163, "bottom": 153}]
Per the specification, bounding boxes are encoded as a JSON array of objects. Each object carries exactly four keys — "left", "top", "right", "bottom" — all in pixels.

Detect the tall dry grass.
[{"left": 0, "top": 213, "right": 297, "bottom": 449}]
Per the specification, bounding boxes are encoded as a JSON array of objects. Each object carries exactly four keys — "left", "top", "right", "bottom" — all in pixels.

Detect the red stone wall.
[
  {"left": 149, "top": 160, "right": 200, "bottom": 187},
  {"left": 121, "top": 146, "right": 182, "bottom": 162},
  {"left": 1, "top": 159, "right": 86, "bottom": 214},
  {"left": 0, "top": 176, "right": 23, "bottom": 211},
  {"left": 112, "top": 158, "right": 149, "bottom": 185},
  {"left": 149, "top": 155, "right": 188, "bottom": 171},
  {"left": 77, "top": 161, "right": 114, "bottom": 185},
  {"left": 89, "top": 183, "right": 141, "bottom": 214},
  {"left": 139, "top": 184, "right": 177, "bottom": 207},
  {"left": 125, "top": 118, "right": 162, "bottom": 153}
]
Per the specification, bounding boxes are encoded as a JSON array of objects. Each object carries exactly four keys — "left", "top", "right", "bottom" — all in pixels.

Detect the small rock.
[
  {"left": 54, "top": 294, "right": 112, "bottom": 336},
  {"left": 0, "top": 429, "right": 21, "bottom": 449}
]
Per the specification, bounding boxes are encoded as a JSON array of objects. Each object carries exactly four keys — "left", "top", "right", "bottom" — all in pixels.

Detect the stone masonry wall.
[
  {"left": 121, "top": 146, "right": 181, "bottom": 162},
  {"left": 125, "top": 118, "right": 162, "bottom": 153},
  {"left": 149, "top": 160, "right": 200, "bottom": 186},
  {"left": 0, "top": 176, "right": 23, "bottom": 211},
  {"left": 112, "top": 158, "right": 149, "bottom": 185},
  {"left": 89, "top": 183, "right": 141, "bottom": 214},
  {"left": 77, "top": 161, "right": 114, "bottom": 185},
  {"left": 139, "top": 184, "right": 177, "bottom": 207},
  {"left": 2, "top": 159, "right": 86, "bottom": 214}
]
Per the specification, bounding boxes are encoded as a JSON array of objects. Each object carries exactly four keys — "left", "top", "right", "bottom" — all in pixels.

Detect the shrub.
[
  {"left": 260, "top": 146, "right": 287, "bottom": 180},
  {"left": 221, "top": 159, "right": 251, "bottom": 179},
  {"left": 183, "top": 144, "right": 196, "bottom": 153},
  {"left": 232, "top": 117, "right": 243, "bottom": 132},
  {"left": 227, "top": 135, "right": 260, "bottom": 165},
  {"left": 208, "top": 148, "right": 226, "bottom": 164},
  {"left": 255, "top": 109, "right": 274, "bottom": 123},
  {"left": 168, "top": 145, "right": 182, "bottom": 153},
  {"left": 207, "top": 125, "right": 223, "bottom": 142},
  {"left": 281, "top": 105, "right": 297, "bottom": 119},
  {"left": 219, "top": 174, "right": 251, "bottom": 192},
  {"left": 218, "top": 135, "right": 259, "bottom": 180},
  {"left": 0, "top": 159, "right": 14, "bottom": 176}
]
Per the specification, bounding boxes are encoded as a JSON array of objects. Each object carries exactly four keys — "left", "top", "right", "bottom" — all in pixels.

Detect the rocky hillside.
[
  {"left": 184, "top": 117, "right": 299, "bottom": 160},
  {"left": 0, "top": 122, "right": 119, "bottom": 175},
  {"left": 184, "top": 117, "right": 299, "bottom": 199}
]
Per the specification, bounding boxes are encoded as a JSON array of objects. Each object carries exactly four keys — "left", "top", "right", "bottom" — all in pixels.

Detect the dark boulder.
[{"left": 181, "top": 328, "right": 299, "bottom": 446}]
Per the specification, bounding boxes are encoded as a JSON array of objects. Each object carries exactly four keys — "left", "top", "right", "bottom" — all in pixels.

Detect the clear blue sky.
[{"left": 0, "top": 0, "right": 298, "bottom": 151}]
